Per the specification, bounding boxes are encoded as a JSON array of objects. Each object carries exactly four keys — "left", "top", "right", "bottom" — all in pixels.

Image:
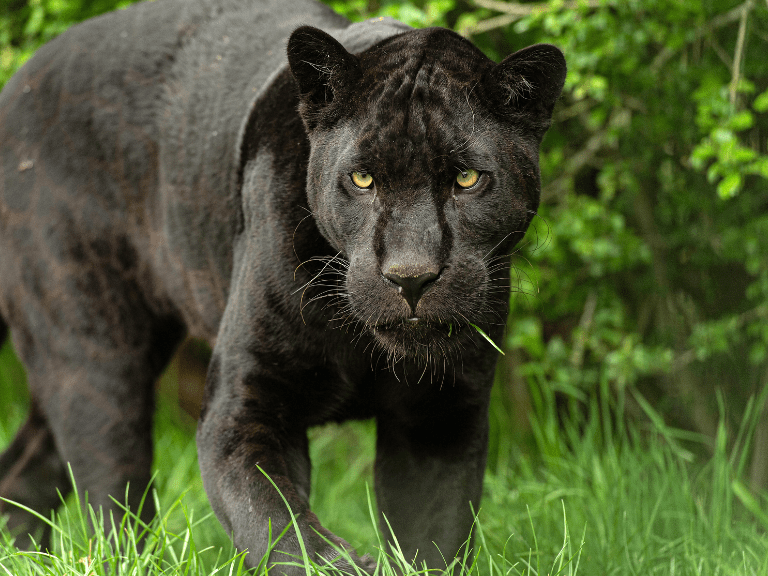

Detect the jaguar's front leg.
[
  {"left": 374, "top": 371, "right": 494, "bottom": 573},
  {"left": 196, "top": 328, "right": 372, "bottom": 575}
]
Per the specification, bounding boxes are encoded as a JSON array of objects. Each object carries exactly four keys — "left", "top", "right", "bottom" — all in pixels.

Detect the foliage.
[
  {"left": 0, "top": 0, "right": 134, "bottom": 84},
  {"left": 453, "top": 0, "right": 768, "bottom": 457}
]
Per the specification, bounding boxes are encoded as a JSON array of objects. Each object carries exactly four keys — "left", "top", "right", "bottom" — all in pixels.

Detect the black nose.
[{"left": 383, "top": 271, "right": 439, "bottom": 315}]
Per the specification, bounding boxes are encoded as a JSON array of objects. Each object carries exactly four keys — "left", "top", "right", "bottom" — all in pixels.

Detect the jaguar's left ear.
[
  {"left": 487, "top": 44, "right": 567, "bottom": 134},
  {"left": 288, "top": 26, "right": 361, "bottom": 131}
]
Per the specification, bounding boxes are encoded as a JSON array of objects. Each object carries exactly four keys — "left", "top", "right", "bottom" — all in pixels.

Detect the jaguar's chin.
[{"left": 370, "top": 317, "right": 459, "bottom": 360}]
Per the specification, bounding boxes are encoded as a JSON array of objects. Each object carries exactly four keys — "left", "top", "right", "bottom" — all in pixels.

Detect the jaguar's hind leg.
[
  {"left": 1, "top": 310, "right": 185, "bottom": 549},
  {"left": 33, "top": 323, "right": 185, "bottom": 540},
  {"left": 0, "top": 400, "right": 69, "bottom": 549}
]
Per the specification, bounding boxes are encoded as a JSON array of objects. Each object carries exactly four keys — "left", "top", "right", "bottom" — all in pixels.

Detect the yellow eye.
[
  {"left": 351, "top": 172, "right": 373, "bottom": 189},
  {"left": 456, "top": 169, "right": 480, "bottom": 188}
]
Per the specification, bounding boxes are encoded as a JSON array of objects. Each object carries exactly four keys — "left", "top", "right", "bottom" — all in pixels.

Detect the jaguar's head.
[{"left": 288, "top": 26, "right": 565, "bottom": 361}]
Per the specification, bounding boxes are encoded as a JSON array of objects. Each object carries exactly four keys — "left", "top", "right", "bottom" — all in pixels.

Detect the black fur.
[{"left": 0, "top": 0, "right": 565, "bottom": 572}]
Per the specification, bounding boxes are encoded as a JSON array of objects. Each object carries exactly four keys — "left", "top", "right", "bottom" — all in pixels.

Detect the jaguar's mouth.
[
  {"left": 372, "top": 316, "right": 450, "bottom": 333},
  {"left": 369, "top": 317, "right": 461, "bottom": 358}
]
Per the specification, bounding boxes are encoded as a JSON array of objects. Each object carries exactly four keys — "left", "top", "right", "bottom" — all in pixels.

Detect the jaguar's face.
[{"left": 288, "top": 26, "right": 565, "bottom": 360}]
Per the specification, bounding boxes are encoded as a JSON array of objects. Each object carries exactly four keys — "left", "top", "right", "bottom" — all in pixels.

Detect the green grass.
[{"left": 1, "top": 338, "right": 767, "bottom": 574}]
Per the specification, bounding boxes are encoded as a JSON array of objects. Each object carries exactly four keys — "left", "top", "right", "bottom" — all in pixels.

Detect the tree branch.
[
  {"left": 473, "top": 0, "right": 601, "bottom": 15},
  {"left": 729, "top": 0, "right": 752, "bottom": 106},
  {"left": 466, "top": 13, "right": 520, "bottom": 35},
  {"left": 466, "top": 0, "right": 601, "bottom": 36},
  {"left": 650, "top": 0, "right": 752, "bottom": 73},
  {"left": 570, "top": 290, "right": 598, "bottom": 369}
]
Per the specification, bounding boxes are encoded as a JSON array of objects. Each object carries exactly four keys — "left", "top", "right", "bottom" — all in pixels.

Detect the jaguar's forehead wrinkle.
[
  {"left": 361, "top": 28, "right": 483, "bottom": 106},
  {"left": 348, "top": 29, "right": 497, "bottom": 194},
  {"left": 355, "top": 69, "right": 477, "bottom": 187}
]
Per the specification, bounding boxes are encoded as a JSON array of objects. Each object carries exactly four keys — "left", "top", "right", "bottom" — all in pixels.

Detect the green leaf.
[
  {"left": 707, "top": 163, "right": 721, "bottom": 183},
  {"left": 717, "top": 172, "right": 742, "bottom": 198},
  {"left": 748, "top": 157, "right": 768, "bottom": 178},
  {"left": 726, "top": 110, "right": 753, "bottom": 131},
  {"left": 732, "top": 480, "right": 768, "bottom": 530},
  {"left": 753, "top": 89, "right": 768, "bottom": 112},
  {"left": 712, "top": 127, "right": 735, "bottom": 144},
  {"left": 690, "top": 141, "right": 714, "bottom": 169},
  {"left": 469, "top": 323, "right": 505, "bottom": 355},
  {"left": 23, "top": 6, "right": 46, "bottom": 38}
]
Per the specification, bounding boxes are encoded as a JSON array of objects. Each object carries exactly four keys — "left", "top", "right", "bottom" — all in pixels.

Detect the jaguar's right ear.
[
  {"left": 287, "top": 26, "right": 361, "bottom": 131},
  {"left": 486, "top": 43, "right": 566, "bottom": 137}
]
